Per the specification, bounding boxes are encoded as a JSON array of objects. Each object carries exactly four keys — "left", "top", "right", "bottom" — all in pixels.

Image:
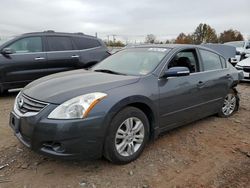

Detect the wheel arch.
[{"left": 104, "top": 95, "right": 159, "bottom": 140}]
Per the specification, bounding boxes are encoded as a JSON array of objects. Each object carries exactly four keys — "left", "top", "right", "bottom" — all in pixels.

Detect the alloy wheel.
[
  {"left": 222, "top": 93, "right": 236, "bottom": 116},
  {"left": 115, "top": 117, "right": 145, "bottom": 157}
]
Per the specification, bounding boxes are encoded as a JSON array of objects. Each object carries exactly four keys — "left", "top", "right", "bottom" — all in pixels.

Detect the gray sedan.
[{"left": 10, "top": 45, "right": 242, "bottom": 164}]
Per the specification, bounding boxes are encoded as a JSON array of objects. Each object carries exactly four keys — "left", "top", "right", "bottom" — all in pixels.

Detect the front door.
[
  {"left": 158, "top": 48, "right": 204, "bottom": 130},
  {"left": 1, "top": 36, "right": 47, "bottom": 88}
]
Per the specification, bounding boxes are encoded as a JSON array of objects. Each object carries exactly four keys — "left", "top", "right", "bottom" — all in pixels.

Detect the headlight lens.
[
  {"left": 48, "top": 92, "right": 107, "bottom": 119},
  {"left": 235, "top": 65, "right": 243, "bottom": 70},
  {"left": 14, "top": 92, "right": 21, "bottom": 110}
]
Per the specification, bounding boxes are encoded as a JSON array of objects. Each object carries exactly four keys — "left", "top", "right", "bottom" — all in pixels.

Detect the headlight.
[
  {"left": 48, "top": 92, "right": 107, "bottom": 119},
  {"left": 235, "top": 65, "right": 243, "bottom": 70},
  {"left": 14, "top": 92, "right": 21, "bottom": 110}
]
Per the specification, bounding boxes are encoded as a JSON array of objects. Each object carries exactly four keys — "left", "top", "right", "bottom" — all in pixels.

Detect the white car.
[
  {"left": 235, "top": 57, "right": 250, "bottom": 81},
  {"left": 225, "top": 41, "right": 250, "bottom": 61}
]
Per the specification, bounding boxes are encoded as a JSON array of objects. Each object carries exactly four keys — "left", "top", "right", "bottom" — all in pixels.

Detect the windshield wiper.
[{"left": 94, "top": 69, "right": 127, "bottom": 75}]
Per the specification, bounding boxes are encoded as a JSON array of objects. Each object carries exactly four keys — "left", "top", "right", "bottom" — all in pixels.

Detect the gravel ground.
[{"left": 0, "top": 83, "right": 249, "bottom": 188}]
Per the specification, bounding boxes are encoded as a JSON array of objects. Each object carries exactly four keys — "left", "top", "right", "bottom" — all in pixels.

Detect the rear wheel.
[
  {"left": 104, "top": 107, "right": 149, "bottom": 164},
  {"left": 218, "top": 89, "right": 239, "bottom": 117},
  {"left": 0, "top": 86, "right": 4, "bottom": 95}
]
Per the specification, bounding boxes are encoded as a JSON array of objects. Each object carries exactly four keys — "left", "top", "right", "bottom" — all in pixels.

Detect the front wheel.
[
  {"left": 218, "top": 89, "right": 239, "bottom": 117},
  {"left": 104, "top": 107, "right": 149, "bottom": 164}
]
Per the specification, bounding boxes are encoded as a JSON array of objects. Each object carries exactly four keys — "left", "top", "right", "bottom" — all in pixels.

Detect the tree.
[
  {"left": 218, "top": 29, "right": 244, "bottom": 43},
  {"left": 104, "top": 40, "right": 125, "bottom": 47},
  {"left": 193, "top": 23, "right": 218, "bottom": 44},
  {"left": 145, "top": 34, "right": 156, "bottom": 44},
  {"left": 165, "top": 39, "right": 175, "bottom": 44},
  {"left": 175, "top": 33, "right": 193, "bottom": 44}
]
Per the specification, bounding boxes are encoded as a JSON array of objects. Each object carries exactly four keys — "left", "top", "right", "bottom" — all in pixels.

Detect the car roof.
[
  {"left": 126, "top": 44, "right": 222, "bottom": 55},
  {"left": 225, "top": 40, "right": 249, "bottom": 43},
  {"left": 21, "top": 31, "right": 97, "bottom": 39}
]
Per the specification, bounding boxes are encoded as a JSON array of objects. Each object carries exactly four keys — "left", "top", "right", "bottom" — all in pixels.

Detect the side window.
[
  {"left": 47, "top": 36, "right": 74, "bottom": 51},
  {"left": 73, "top": 37, "right": 101, "bottom": 50},
  {"left": 220, "top": 56, "right": 227, "bottom": 68},
  {"left": 168, "top": 49, "right": 199, "bottom": 73},
  {"left": 7, "top": 37, "right": 42, "bottom": 53},
  {"left": 200, "top": 50, "right": 222, "bottom": 71}
]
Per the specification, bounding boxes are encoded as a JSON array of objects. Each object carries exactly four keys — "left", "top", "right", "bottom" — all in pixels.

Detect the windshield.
[
  {"left": 225, "top": 41, "right": 245, "bottom": 48},
  {"left": 92, "top": 48, "right": 170, "bottom": 76}
]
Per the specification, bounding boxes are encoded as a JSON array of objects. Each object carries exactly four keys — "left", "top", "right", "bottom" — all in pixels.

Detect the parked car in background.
[
  {"left": 201, "top": 43, "right": 238, "bottom": 66},
  {"left": 235, "top": 57, "right": 250, "bottom": 81},
  {"left": 225, "top": 41, "right": 250, "bottom": 61},
  {"left": 0, "top": 31, "right": 110, "bottom": 94},
  {"left": 10, "top": 45, "right": 242, "bottom": 164}
]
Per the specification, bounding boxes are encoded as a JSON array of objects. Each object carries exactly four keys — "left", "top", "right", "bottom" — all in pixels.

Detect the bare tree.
[
  {"left": 145, "top": 34, "right": 156, "bottom": 44},
  {"left": 218, "top": 29, "right": 244, "bottom": 43},
  {"left": 193, "top": 23, "right": 218, "bottom": 44},
  {"left": 175, "top": 33, "right": 193, "bottom": 44}
]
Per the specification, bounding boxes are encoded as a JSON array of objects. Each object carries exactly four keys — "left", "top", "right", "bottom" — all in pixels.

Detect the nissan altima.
[{"left": 10, "top": 45, "right": 242, "bottom": 164}]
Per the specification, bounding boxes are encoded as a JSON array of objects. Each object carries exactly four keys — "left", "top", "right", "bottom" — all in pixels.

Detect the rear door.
[
  {"left": 1, "top": 36, "right": 47, "bottom": 86},
  {"left": 45, "top": 36, "right": 80, "bottom": 74},
  {"left": 72, "top": 36, "right": 110, "bottom": 68},
  {"left": 195, "top": 49, "right": 230, "bottom": 114}
]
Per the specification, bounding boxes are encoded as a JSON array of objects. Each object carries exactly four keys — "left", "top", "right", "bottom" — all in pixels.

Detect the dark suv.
[{"left": 0, "top": 31, "right": 110, "bottom": 94}]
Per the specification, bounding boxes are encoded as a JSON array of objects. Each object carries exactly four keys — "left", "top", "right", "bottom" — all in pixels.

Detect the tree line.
[
  {"left": 145, "top": 23, "right": 244, "bottom": 44},
  {"left": 104, "top": 23, "right": 245, "bottom": 46}
]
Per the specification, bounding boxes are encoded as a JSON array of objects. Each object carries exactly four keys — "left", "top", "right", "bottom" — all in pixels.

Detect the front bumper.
[
  {"left": 235, "top": 67, "right": 250, "bottom": 81},
  {"left": 9, "top": 107, "right": 107, "bottom": 160}
]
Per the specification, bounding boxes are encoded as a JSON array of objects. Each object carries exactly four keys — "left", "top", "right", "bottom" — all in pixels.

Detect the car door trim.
[
  {"left": 161, "top": 97, "right": 223, "bottom": 117},
  {"left": 7, "top": 46, "right": 102, "bottom": 55},
  {"left": 46, "top": 46, "right": 102, "bottom": 53}
]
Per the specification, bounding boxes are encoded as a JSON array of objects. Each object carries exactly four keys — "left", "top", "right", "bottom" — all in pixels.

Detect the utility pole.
[
  {"left": 107, "top": 35, "right": 110, "bottom": 43},
  {"left": 112, "top": 34, "right": 116, "bottom": 43}
]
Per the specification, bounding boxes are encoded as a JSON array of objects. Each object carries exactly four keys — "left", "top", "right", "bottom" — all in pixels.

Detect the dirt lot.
[{"left": 0, "top": 83, "right": 249, "bottom": 188}]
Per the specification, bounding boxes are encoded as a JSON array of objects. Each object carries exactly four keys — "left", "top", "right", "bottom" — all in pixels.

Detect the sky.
[{"left": 0, "top": 0, "right": 249, "bottom": 43}]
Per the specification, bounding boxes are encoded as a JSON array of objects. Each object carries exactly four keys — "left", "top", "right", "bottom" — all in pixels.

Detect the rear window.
[
  {"left": 73, "top": 37, "right": 101, "bottom": 50},
  {"left": 47, "top": 36, "right": 74, "bottom": 51},
  {"left": 200, "top": 49, "right": 222, "bottom": 71}
]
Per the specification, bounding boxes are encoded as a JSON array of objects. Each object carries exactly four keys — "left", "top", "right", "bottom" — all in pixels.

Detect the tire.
[
  {"left": 104, "top": 107, "right": 149, "bottom": 164},
  {"left": 0, "top": 86, "right": 4, "bottom": 95},
  {"left": 218, "top": 88, "right": 239, "bottom": 118}
]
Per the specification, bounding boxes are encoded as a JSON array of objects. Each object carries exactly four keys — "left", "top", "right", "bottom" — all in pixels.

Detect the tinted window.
[
  {"left": 47, "top": 36, "right": 73, "bottom": 51},
  {"left": 168, "top": 49, "right": 199, "bottom": 73},
  {"left": 73, "top": 37, "right": 101, "bottom": 50},
  {"left": 7, "top": 37, "right": 42, "bottom": 53},
  {"left": 200, "top": 50, "right": 222, "bottom": 71}
]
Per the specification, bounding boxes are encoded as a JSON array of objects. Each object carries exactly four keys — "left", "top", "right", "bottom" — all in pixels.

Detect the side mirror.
[
  {"left": 162, "top": 67, "right": 190, "bottom": 78},
  {"left": 1, "top": 48, "right": 15, "bottom": 55}
]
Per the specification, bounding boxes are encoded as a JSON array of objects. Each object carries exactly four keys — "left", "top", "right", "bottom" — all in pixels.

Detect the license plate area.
[{"left": 243, "top": 72, "right": 250, "bottom": 78}]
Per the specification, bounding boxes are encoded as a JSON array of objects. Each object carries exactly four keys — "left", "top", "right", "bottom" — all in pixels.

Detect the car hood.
[
  {"left": 237, "top": 57, "right": 250, "bottom": 67},
  {"left": 23, "top": 69, "right": 140, "bottom": 104}
]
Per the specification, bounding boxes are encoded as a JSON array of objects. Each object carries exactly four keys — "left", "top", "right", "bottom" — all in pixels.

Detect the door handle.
[
  {"left": 71, "top": 55, "right": 79, "bottom": 58},
  {"left": 35, "top": 57, "right": 45, "bottom": 60},
  {"left": 197, "top": 81, "right": 205, "bottom": 88}
]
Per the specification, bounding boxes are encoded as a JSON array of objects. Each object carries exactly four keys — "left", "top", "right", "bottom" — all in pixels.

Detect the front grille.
[
  {"left": 243, "top": 67, "right": 250, "bottom": 73},
  {"left": 17, "top": 94, "right": 48, "bottom": 114}
]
